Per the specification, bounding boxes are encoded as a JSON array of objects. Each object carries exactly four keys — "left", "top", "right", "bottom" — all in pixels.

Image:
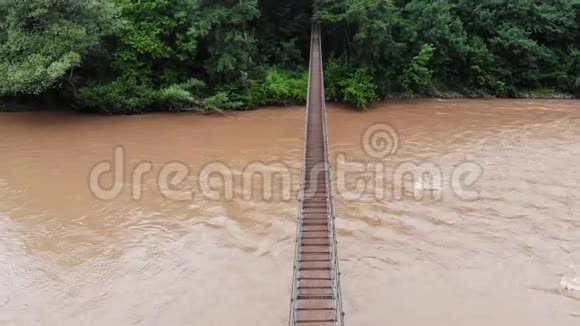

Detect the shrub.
[
  {"left": 261, "top": 68, "right": 308, "bottom": 104},
  {"left": 202, "top": 92, "right": 244, "bottom": 111},
  {"left": 155, "top": 79, "right": 205, "bottom": 111},
  {"left": 156, "top": 85, "right": 196, "bottom": 111},
  {"left": 324, "top": 58, "right": 351, "bottom": 102},
  {"left": 323, "top": 58, "right": 379, "bottom": 109},
  {"left": 401, "top": 44, "right": 435, "bottom": 94},
  {"left": 79, "top": 77, "right": 208, "bottom": 113},
  {"left": 79, "top": 77, "right": 156, "bottom": 114},
  {"left": 0, "top": 0, "right": 118, "bottom": 96},
  {"left": 339, "top": 68, "right": 379, "bottom": 109},
  {"left": 243, "top": 80, "right": 268, "bottom": 108}
]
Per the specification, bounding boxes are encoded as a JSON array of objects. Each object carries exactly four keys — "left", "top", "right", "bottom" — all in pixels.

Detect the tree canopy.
[
  {"left": 0, "top": 0, "right": 118, "bottom": 95},
  {"left": 0, "top": 0, "right": 578, "bottom": 112}
]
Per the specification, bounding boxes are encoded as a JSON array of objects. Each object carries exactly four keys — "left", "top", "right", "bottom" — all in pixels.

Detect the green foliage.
[
  {"left": 156, "top": 78, "right": 205, "bottom": 111},
  {"left": 324, "top": 58, "right": 351, "bottom": 102},
  {"left": 465, "top": 37, "right": 507, "bottom": 96},
  {"left": 257, "top": 0, "right": 311, "bottom": 68},
  {"left": 338, "top": 69, "right": 378, "bottom": 109},
  {"left": 319, "top": 0, "right": 413, "bottom": 94},
  {"left": 206, "top": 67, "right": 308, "bottom": 109},
  {"left": 320, "top": 0, "right": 578, "bottom": 99},
  {"left": 202, "top": 92, "right": 243, "bottom": 111},
  {"left": 455, "top": 0, "right": 577, "bottom": 90},
  {"left": 158, "top": 86, "right": 195, "bottom": 109},
  {"left": 0, "top": 52, "right": 81, "bottom": 95},
  {"left": 260, "top": 68, "right": 308, "bottom": 105},
  {"left": 324, "top": 58, "right": 378, "bottom": 108},
  {"left": 79, "top": 77, "right": 156, "bottom": 114},
  {"left": 80, "top": 77, "right": 207, "bottom": 113},
  {"left": 0, "top": 0, "right": 118, "bottom": 96},
  {"left": 1, "top": 0, "right": 579, "bottom": 112},
  {"left": 110, "top": 0, "right": 204, "bottom": 84},
  {"left": 401, "top": 44, "right": 435, "bottom": 93}
]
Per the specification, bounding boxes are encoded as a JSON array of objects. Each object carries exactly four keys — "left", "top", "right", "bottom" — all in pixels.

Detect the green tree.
[
  {"left": 455, "top": 0, "right": 577, "bottom": 91},
  {"left": 403, "top": 0, "right": 469, "bottom": 86},
  {"left": 0, "top": 0, "right": 118, "bottom": 96},
  {"left": 2, "top": 0, "right": 578, "bottom": 112},
  {"left": 319, "top": 0, "right": 413, "bottom": 94},
  {"left": 401, "top": 43, "right": 435, "bottom": 93},
  {"left": 339, "top": 68, "right": 378, "bottom": 108}
]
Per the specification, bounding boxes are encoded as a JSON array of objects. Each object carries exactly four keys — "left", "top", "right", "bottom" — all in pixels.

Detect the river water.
[{"left": 0, "top": 99, "right": 579, "bottom": 325}]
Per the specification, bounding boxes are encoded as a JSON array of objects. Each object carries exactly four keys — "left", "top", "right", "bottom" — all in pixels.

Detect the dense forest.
[{"left": 0, "top": 0, "right": 578, "bottom": 113}]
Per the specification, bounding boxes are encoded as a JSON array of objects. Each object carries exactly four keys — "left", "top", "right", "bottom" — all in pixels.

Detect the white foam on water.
[{"left": 560, "top": 264, "right": 580, "bottom": 291}]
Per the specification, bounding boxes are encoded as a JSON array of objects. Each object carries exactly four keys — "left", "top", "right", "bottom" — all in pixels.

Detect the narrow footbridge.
[{"left": 289, "top": 23, "right": 344, "bottom": 326}]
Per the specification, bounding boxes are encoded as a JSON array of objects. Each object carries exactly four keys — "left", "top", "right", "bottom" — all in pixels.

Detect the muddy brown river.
[{"left": 1, "top": 99, "right": 579, "bottom": 325}]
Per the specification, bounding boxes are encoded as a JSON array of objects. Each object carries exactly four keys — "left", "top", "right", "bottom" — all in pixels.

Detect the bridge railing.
[
  {"left": 289, "top": 22, "right": 344, "bottom": 326},
  {"left": 288, "top": 19, "right": 316, "bottom": 326},
  {"left": 317, "top": 22, "right": 345, "bottom": 326}
]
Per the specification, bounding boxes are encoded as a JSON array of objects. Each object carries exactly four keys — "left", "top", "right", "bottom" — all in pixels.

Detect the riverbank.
[
  {"left": 386, "top": 87, "right": 578, "bottom": 100},
  {"left": 2, "top": 93, "right": 579, "bottom": 114}
]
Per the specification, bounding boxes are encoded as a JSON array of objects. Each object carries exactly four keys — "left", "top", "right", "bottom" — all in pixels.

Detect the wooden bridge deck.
[{"left": 289, "top": 23, "right": 344, "bottom": 326}]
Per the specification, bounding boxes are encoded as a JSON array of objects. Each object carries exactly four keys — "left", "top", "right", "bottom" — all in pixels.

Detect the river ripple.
[{"left": 0, "top": 99, "right": 579, "bottom": 325}]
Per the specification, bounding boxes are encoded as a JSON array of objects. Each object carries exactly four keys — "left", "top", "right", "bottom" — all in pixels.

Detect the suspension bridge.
[{"left": 289, "top": 22, "right": 344, "bottom": 326}]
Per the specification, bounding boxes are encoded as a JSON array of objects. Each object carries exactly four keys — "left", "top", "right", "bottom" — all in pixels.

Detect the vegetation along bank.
[{"left": 0, "top": 0, "right": 578, "bottom": 113}]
